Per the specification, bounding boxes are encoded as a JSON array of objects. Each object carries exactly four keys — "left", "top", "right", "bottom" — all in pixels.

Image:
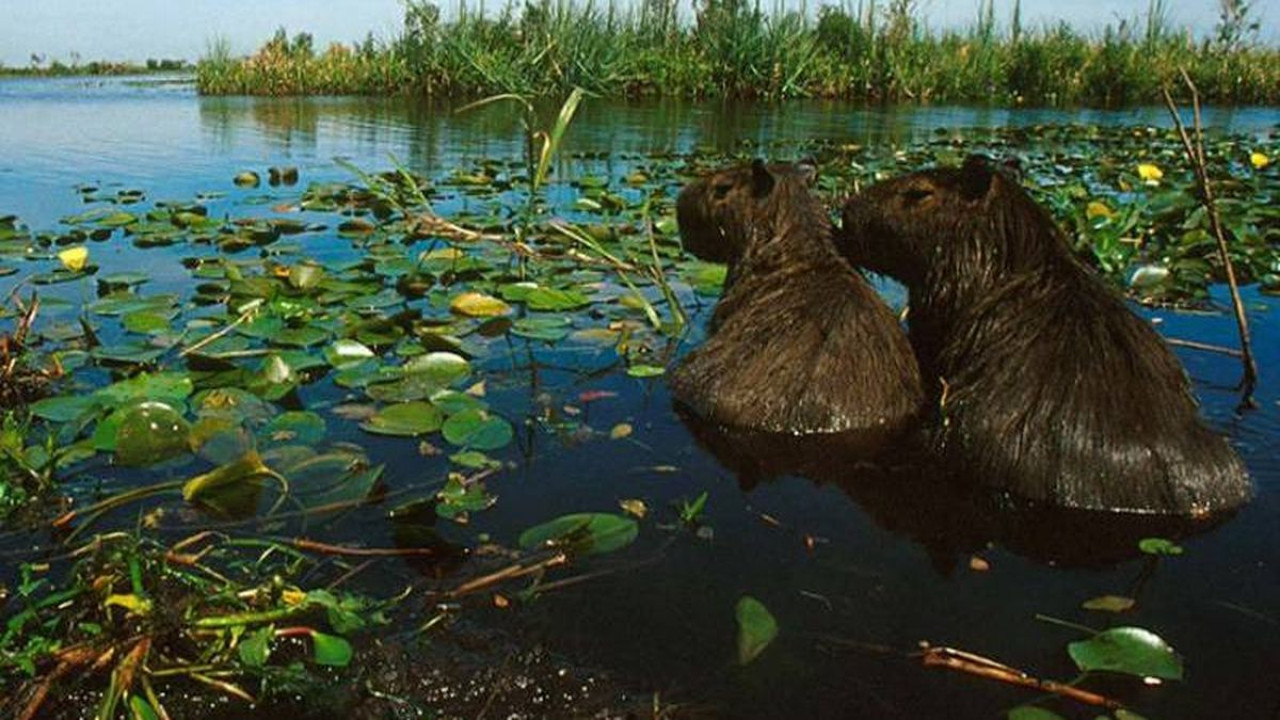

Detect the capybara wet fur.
[
  {"left": 837, "top": 154, "right": 1250, "bottom": 515},
  {"left": 670, "top": 159, "right": 923, "bottom": 439}
]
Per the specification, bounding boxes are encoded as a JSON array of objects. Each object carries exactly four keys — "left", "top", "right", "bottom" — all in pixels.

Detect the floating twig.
[{"left": 919, "top": 644, "right": 1123, "bottom": 710}]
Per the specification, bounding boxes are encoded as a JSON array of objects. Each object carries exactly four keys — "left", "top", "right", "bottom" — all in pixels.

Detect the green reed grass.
[{"left": 195, "top": 0, "right": 1280, "bottom": 105}]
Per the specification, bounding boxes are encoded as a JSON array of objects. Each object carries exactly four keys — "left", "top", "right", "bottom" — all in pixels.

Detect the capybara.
[
  {"left": 669, "top": 159, "right": 923, "bottom": 439},
  {"left": 837, "top": 154, "right": 1251, "bottom": 515},
  {"left": 677, "top": 406, "right": 1232, "bottom": 569}
]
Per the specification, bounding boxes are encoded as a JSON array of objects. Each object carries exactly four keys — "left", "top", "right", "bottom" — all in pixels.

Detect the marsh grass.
[{"left": 196, "top": 0, "right": 1279, "bottom": 104}]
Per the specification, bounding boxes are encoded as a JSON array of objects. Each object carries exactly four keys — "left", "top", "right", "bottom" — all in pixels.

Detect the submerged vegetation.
[
  {"left": 0, "top": 103, "right": 1276, "bottom": 717},
  {"left": 196, "top": 0, "right": 1280, "bottom": 104}
]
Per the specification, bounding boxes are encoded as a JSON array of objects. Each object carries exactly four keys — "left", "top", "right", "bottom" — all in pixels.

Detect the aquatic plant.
[{"left": 195, "top": 0, "right": 1280, "bottom": 105}]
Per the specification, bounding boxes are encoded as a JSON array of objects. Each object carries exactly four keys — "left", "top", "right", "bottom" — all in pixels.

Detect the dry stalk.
[{"left": 1161, "top": 69, "right": 1258, "bottom": 406}]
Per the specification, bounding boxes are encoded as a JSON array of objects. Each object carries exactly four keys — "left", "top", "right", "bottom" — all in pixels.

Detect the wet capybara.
[
  {"left": 670, "top": 159, "right": 923, "bottom": 439},
  {"left": 837, "top": 154, "right": 1251, "bottom": 515}
]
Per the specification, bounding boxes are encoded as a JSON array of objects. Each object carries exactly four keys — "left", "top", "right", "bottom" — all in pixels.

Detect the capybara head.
[
  {"left": 677, "top": 159, "right": 819, "bottom": 265},
  {"left": 838, "top": 155, "right": 1062, "bottom": 292}
]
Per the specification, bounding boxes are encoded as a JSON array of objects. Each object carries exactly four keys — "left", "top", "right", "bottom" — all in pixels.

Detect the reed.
[{"left": 195, "top": 0, "right": 1280, "bottom": 105}]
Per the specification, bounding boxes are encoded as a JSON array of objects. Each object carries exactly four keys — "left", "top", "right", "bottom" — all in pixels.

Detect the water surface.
[{"left": 1, "top": 75, "right": 1278, "bottom": 719}]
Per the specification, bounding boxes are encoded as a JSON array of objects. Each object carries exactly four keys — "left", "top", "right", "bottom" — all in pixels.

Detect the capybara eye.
[
  {"left": 902, "top": 188, "right": 933, "bottom": 204},
  {"left": 713, "top": 183, "right": 733, "bottom": 199}
]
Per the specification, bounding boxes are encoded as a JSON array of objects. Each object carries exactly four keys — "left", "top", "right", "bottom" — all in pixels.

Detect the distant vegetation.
[
  {"left": 0, "top": 56, "right": 190, "bottom": 77},
  {"left": 195, "top": 0, "right": 1279, "bottom": 105}
]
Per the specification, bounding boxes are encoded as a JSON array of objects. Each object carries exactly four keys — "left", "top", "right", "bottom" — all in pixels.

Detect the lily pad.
[
  {"left": 441, "top": 408, "right": 513, "bottom": 450},
  {"left": 735, "top": 596, "right": 778, "bottom": 665},
  {"left": 518, "top": 512, "right": 639, "bottom": 556},
  {"left": 1067, "top": 626, "right": 1184, "bottom": 680},
  {"left": 114, "top": 401, "right": 192, "bottom": 466},
  {"left": 359, "top": 401, "right": 444, "bottom": 437}
]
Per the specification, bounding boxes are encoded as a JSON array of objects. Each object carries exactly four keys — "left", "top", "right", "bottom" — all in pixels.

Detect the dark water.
[{"left": 2, "top": 75, "right": 1278, "bottom": 719}]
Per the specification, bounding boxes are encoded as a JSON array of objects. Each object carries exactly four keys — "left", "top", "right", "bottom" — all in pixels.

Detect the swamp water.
[{"left": 0, "top": 75, "right": 1278, "bottom": 719}]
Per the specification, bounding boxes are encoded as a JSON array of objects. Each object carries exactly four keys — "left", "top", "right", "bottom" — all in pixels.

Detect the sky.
[{"left": 0, "top": 0, "right": 1272, "bottom": 67}]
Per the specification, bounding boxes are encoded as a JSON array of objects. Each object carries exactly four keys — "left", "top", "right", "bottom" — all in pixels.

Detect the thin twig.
[
  {"left": 919, "top": 645, "right": 1123, "bottom": 710},
  {"left": 1161, "top": 72, "right": 1258, "bottom": 406},
  {"left": 1165, "top": 336, "right": 1243, "bottom": 358}
]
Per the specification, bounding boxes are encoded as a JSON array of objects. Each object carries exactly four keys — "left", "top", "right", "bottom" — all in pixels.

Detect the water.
[{"left": 1, "top": 75, "right": 1278, "bottom": 719}]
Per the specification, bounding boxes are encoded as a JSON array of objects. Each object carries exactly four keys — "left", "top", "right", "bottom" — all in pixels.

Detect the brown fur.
[
  {"left": 669, "top": 160, "right": 923, "bottom": 438},
  {"left": 837, "top": 155, "right": 1251, "bottom": 515}
]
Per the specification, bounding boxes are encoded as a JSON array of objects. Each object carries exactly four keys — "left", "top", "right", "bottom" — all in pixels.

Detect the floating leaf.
[
  {"left": 450, "top": 291, "right": 510, "bottom": 317},
  {"left": 1138, "top": 538, "right": 1184, "bottom": 556},
  {"left": 30, "top": 394, "right": 100, "bottom": 423},
  {"left": 610, "top": 422, "right": 633, "bottom": 439},
  {"left": 1067, "top": 627, "right": 1184, "bottom": 680},
  {"left": 1082, "top": 595, "right": 1137, "bottom": 613},
  {"left": 359, "top": 401, "right": 444, "bottom": 436},
  {"left": 324, "top": 339, "right": 376, "bottom": 368},
  {"left": 403, "top": 351, "right": 471, "bottom": 386},
  {"left": 114, "top": 401, "right": 191, "bottom": 467},
  {"left": 182, "top": 452, "right": 276, "bottom": 503},
  {"left": 627, "top": 364, "right": 665, "bottom": 378},
  {"left": 1251, "top": 151, "right": 1270, "bottom": 169},
  {"left": 436, "top": 476, "right": 495, "bottom": 518},
  {"left": 262, "top": 411, "right": 326, "bottom": 446},
  {"left": 442, "top": 408, "right": 513, "bottom": 450},
  {"left": 735, "top": 596, "right": 778, "bottom": 665},
  {"left": 518, "top": 512, "right": 638, "bottom": 556},
  {"left": 524, "top": 287, "right": 590, "bottom": 311}
]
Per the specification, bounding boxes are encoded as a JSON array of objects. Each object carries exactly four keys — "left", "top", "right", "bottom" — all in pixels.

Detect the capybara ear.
[
  {"left": 959, "top": 154, "right": 995, "bottom": 201},
  {"left": 750, "top": 158, "right": 775, "bottom": 198},
  {"left": 796, "top": 158, "right": 819, "bottom": 187},
  {"left": 1000, "top": 156, "right": 1024, "bottom": 182}
]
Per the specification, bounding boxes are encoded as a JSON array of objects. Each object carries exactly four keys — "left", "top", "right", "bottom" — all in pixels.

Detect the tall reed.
[{"left": 195, "top": 0, "right": 1280, "bottom": 105}]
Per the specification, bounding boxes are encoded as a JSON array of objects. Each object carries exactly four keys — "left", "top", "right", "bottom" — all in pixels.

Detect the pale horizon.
[{"left": 0, "top": 0, "right": 1273, "bottom": 68}]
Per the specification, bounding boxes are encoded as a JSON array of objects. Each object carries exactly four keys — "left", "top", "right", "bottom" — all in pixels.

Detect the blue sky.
[{"left": 0, "top": 0, "right": 1271, "bottom": 67}]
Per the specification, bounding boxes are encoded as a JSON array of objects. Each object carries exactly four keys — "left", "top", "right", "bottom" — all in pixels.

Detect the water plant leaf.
[
  {"left": 518, "top": 512, "right": 638, "bottom": 556},
  {"left": 1082, "top": 595, "right": 1137, "bottom": 613},
  {"left": 323, "top": 339, "right": 376, "bottom": 368},
  {"left": 626, "top": 364, "right": 665, "bottom": 378},
  {"left": 523, "top": 287, "right": 590, "bottom": 311},
  {"left": 359, "top": 401, "right": 444, "bottom": 436},
  {"left": 122, "top": 310, "right": 172, "bottom": 335},
  {"left": 30, "top": 394, "right": 100, "bottom": 423},
  {"left": 98, "top": 372, "right": 194, "bottom": 406},
  {"left": 735, "top": 596, "right": 778, "bottom": 665},
  {"left": 403, "top": 351, "right": 471, "bottom": 385},
  {"left": 441, "top": 408, "right": 513, "bottom": 450},
  {"left": 238, "top": 626, "right": 273, "bottom": 668},
  {"left": 450, "top": 291, "right": 510, "bottom": 317},
  {"left": 1067, "top": 627, "right": 1184, "bottom": 680},
  {"left": 310, "top": 631, "right": 353, "bottom": 667},
  {"left": 182, "top": 451, "right": 275, "bottom": 503},
  {"left": 114, "top": 401, "right": 192, "bottom": 466},
  {"left": 128, "top": 696, "right": 161, "bottom": 720},
  {"left": 436, "top": 476, "right": 495, "bottom": 519},
  {"left": 511, "top": 315, "right": 572, "bottom": 341},
  {"left": 1138, "top": 538, "right": 1184, "bottom": 556},
  {"left": 262, "top": 411, "right": 326, "bottom": 446}
]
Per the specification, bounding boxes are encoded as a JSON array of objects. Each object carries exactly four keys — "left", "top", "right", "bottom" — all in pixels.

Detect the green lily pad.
[
  {"left": 261, "top": 411, "right": 327, "bottom": 446},
  {"left": 1067, "top": 626, "right": 1184, "bottom": 680},
  {"left": 114, "top": 401, "right": 192, "bottom": 467},
  {"left": 359, "top": 401, "right": 444, "bottom": 436},
  {"left": 735, "top": 596, "right": 778, "bottom": 666},
  {"left": 626, "top": 364, "right": 666, "bottom": 378},
  {"left": 1138, "top": 538, "right": 1184, "bottom": 556},
  {"left": 523, "top": 287, "right": 590, "bottom": 311},
  {"left": 518, "top": 512, "right": 638, "bottom": 556},
  {"left": 441, "top": 408, "right": 513, "bottom": 450}
]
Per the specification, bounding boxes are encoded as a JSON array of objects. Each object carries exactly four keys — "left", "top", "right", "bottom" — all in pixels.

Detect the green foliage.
[{"left": 195, "top": 1, "right": 1280, "bottom": 104}]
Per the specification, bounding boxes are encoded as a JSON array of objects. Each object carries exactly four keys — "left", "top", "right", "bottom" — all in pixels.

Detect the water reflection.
[{"left": 678, "top": 409, "right": 1232, "bottom": 570}]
